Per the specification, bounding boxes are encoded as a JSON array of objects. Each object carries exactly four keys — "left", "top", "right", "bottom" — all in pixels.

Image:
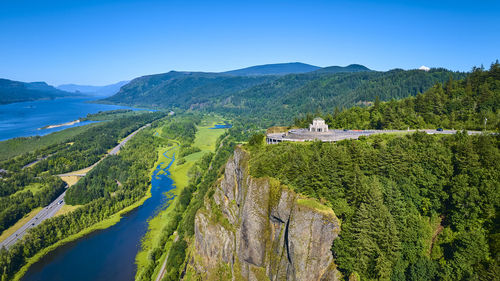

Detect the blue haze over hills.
[{"left": 57, "top": 81, "right": 130, "bottom": 97}]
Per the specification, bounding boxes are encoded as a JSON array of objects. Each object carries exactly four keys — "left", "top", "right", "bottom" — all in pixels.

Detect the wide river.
[
  {"left": 21, "top": 148, "right": 177, "bottom": 281},
  {"left": 0, "top": 97, "right": 143, "bottom": 141}
]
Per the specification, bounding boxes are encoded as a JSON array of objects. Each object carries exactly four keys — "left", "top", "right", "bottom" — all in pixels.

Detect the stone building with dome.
[
  {"left": 266, "top": 117, "right": 376, "bottom": 144},
  {"left": 265, "top": 117, "right": 481, "bottom": 144},
  {"left": 309, "top": 117, "right": 328, "bottom": 133}
]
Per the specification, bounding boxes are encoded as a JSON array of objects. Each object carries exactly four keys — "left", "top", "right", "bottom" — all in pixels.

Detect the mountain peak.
[
  {"left": 223, "top": 62, "right": 321, "bottom": 76},
  {"left": 314, "top": 64, "right": 371, "bottom": 74}
]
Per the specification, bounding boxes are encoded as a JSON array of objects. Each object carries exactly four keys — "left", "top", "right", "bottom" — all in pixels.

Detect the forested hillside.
[
  {"left": 102, "top": 72, "right": 277, "bottom": 108},
  {"left": 103, "top": 67, "right": 464, "bottom": 125},
  {"left": 248, "top": 132, "right": 499, "bottom": 280},
  {"left": 0, "top": 79, "right": 73, "bottom": 104},
  {"left": 295, "top": 62, "right": 500, "bottom": 130},
  {"left": 223, "top": 68, "right": 464, "bottom": 123}
]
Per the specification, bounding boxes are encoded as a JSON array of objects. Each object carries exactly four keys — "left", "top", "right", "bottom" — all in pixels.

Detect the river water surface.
[
  {"left": 0, "top": 97, "right": 142, "bottom": 141},
  {"left": 21, "top": 149, "right": 177, "bottom": 281}
]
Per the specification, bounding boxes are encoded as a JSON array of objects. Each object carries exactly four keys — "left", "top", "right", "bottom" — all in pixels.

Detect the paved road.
[
  {"left": 58, "top": 124, "right": 151, "bottom": 178},
  {"left": 1, "top": 124, "right": 151, "bottom": 249},
  {"left": 109, "top": 124, "right": 150, "bottom": 155},
  {"left": 0, "top": 191, "right": 66, "bottom": 249},
  {"left": 22, "top": 154, "right": 52, "bottom": 170}
]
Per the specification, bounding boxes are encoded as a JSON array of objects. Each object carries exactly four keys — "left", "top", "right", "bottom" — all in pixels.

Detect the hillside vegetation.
[
  {"left": 248, "top": 131, "right": 499, "bottom": 281},
  {"left": 103, "top": 67, "right": 464, "bottom": 125},
  {"left": 295, "top": 62, "right": 500, "bottom": 130}
]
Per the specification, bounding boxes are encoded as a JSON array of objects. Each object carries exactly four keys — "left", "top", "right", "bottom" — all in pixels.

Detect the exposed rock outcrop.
[{"left": 189, "top": 147, "right": 342, "bottom": 281}]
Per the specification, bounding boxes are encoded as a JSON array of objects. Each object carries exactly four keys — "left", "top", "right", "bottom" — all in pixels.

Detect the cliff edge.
[{"left": 186, "top": 147, "right": 342, "bottom": 281}]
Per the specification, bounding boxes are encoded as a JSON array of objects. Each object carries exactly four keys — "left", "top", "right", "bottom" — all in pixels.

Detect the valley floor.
[{"left": 135, "top": 116, "right": 228, "bottom": 281}]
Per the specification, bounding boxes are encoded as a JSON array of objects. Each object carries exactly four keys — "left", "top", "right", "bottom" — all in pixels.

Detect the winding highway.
[
  {"left": 0, "top": 124, "right": 150, "bottom": 249},
  {"left": 0, "top": 191, "right": 66, "bottom": 249}
]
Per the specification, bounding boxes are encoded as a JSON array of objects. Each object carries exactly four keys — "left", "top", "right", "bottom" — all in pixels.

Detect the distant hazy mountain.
[
  {"left": 223, "top": 62, "right": 321, "bottom": 76},
  {"left": 57, "top": 80, "right": 129, "bottom": 97},
  {"left": 0, "top": 79, "right": 73, "bottom": 104},
  {"left": 315, "top": 64, "right": 371, "bottom": 74}
]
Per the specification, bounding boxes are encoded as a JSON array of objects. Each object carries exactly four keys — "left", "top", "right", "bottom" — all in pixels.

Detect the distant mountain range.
[
  {"left": 0, "top": 79, "right": 74, "bottom": 104},
  {"left": 57, "top": 81, "right": 130, "bottom": 97},
  {"left": 102, "top": 62, "right": 465, "bottom": 124},
  {"left": 2, "top": 62, "right": 462, "bottom": 121}
]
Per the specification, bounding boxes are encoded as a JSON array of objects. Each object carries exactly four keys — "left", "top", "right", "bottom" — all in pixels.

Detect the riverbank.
[
  {"left": 135, "top": 117, "right": 229, "bottom": 280},
  {"left": 0, "top": 97, "right": 140, "bottom": 141},
  {"left": 11, "top": 126, "right": 159, "bottom": 281},
  {"left": 13, "top": 179, "right": 155, "bottom": 281}
]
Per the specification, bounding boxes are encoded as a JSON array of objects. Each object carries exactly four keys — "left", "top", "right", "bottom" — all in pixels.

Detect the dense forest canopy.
[
  {"left": 294, "top": 62, "right": 500, "bottom": 131},
  {"left": 248, "top": 131, "right": 499, "bottom": 281}
]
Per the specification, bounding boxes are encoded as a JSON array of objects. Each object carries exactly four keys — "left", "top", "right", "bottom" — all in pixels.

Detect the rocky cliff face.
[{"left": 188, "top": 147, "right": 342, "bottom": 281}]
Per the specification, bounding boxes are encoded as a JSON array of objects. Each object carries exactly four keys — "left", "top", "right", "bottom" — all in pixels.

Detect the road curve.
[
  {"left": 266, "top": 129, "right": 485, "bottom": 143},
  {"left": 0, "top": 124, "right": 151, "bottom": 249}
]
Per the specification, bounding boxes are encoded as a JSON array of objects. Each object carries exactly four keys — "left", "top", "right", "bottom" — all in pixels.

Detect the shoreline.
[
  {"left": 13, "top": 128, "right": 159, "bottom": 281},
  {"left": 13, "top": 183, "right": 154, "bottom": 281},
  {"left": 135, "top": 142, "right": 180, "bottom": 279},
  {"left": 39, "top": 119, "right": 81, "bottom": 130}
]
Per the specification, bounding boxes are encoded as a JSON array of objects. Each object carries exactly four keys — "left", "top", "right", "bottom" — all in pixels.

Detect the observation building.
[
  {"left": 266, "top": 117, "right": 374, "bottom": 144},
  {"left": 265, "top": 117, "right": 484, "bottom": 144}
]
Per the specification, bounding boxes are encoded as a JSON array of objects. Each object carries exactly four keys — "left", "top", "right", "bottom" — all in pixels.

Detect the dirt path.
[{"left": 428, "top": 216, "right": 444, "bottom": 256}]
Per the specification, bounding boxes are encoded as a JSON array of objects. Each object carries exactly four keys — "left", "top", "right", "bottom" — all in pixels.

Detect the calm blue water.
[
  {"left": 0, "top": 97, "right": 142, "bottom": 141},
  {"left": 210, "top": 124, "right": 232, "bottom": 129},
  {"left": 21, "top": 148, "right": 177, "bottom": 281}
]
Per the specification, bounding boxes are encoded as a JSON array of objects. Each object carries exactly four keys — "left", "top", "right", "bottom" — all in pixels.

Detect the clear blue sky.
[{"left": 0, "top": 0, "right": 498, "bottom": 85}]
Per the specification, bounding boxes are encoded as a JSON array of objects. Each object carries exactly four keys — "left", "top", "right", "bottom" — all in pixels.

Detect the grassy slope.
[
  {"left": 135, "top": 116, "right": 228, "bottom": 278},
  {"left": 54, "top": 204, "right": 82, "bottom": 217},
  {"left": 0, "top": 208, "right": 42, "bottom": 243}
]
